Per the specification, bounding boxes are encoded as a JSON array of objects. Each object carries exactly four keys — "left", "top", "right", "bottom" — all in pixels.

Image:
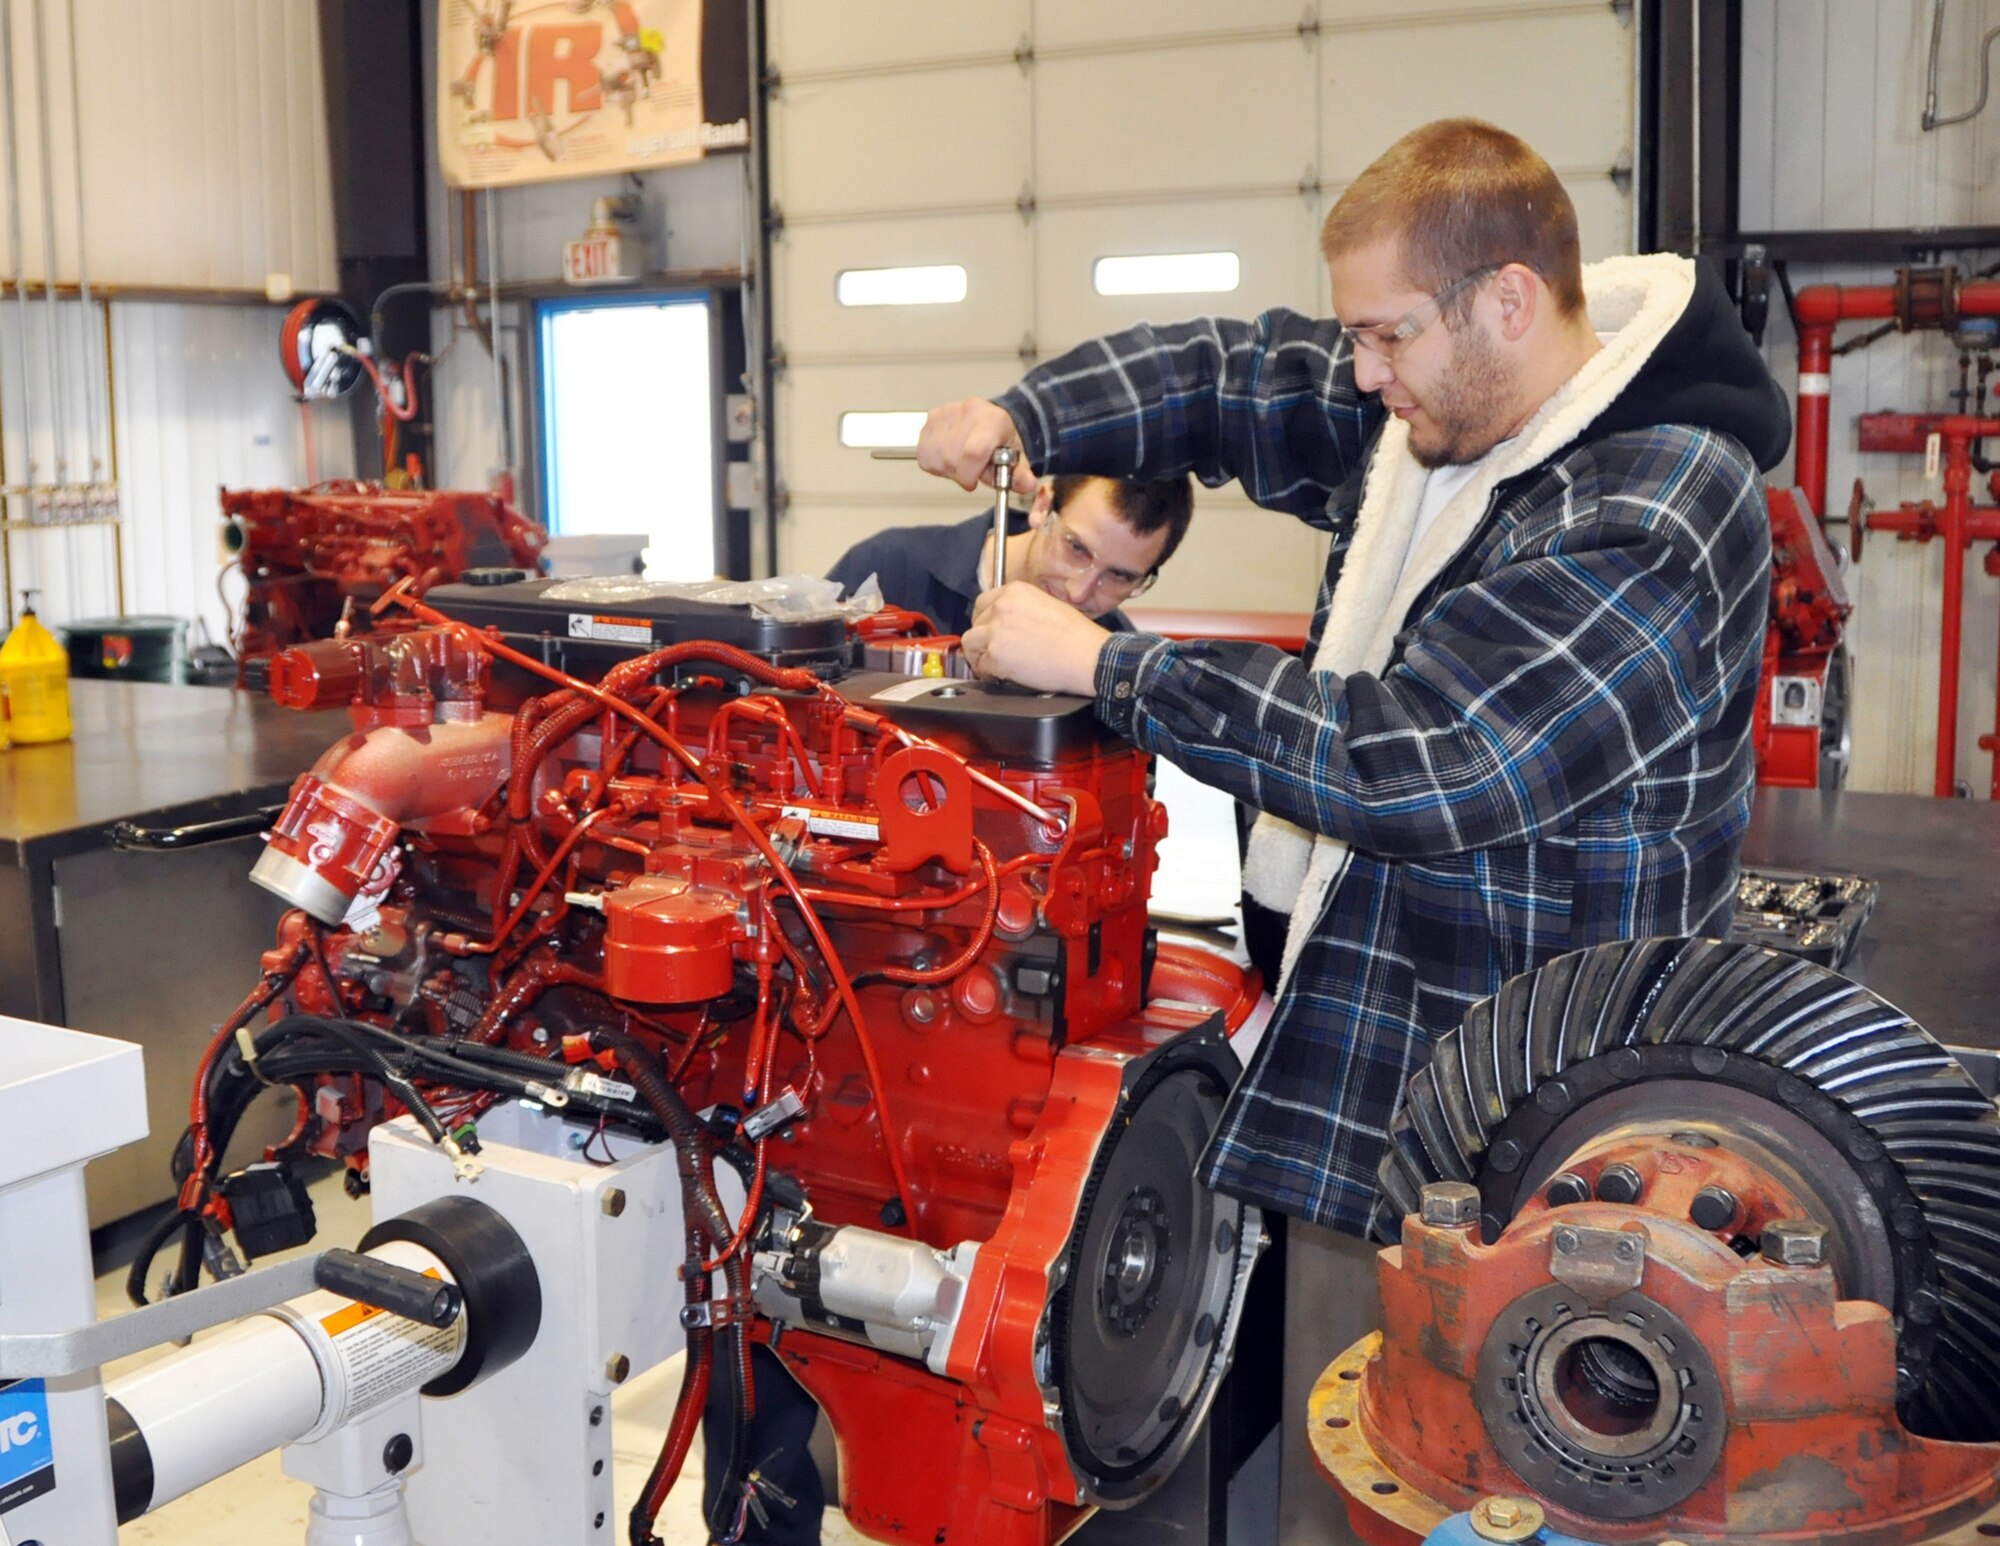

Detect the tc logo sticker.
[{"left": 0, "top": 1378, "right": 55, "bottom": 1513}]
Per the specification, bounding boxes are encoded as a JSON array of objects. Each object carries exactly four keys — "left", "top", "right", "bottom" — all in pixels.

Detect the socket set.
[{"left": 1726, "top": 866, "right": 1879, "bottom": 969}]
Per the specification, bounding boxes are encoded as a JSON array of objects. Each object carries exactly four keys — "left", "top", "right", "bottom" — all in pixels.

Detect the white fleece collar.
[{"left": 1241, "top": 253, "right": 1698, "bottom": 990}]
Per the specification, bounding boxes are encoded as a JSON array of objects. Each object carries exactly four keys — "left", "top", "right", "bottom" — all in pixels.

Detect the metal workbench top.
[
  {"left": 1744, "top": 787, "right": 2000, "bottom": 1049},
  {"left": 0, "top": 679, "right": 346, "bottom": 866}
]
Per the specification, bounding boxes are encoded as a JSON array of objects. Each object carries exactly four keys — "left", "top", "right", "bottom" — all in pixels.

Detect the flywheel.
[
  {"left": 1047, "top": 1045, "right": 1262, "bottom": 1503},
  {"left": 1373, "top": 935, "right": 2000, "bottom": 1441}
]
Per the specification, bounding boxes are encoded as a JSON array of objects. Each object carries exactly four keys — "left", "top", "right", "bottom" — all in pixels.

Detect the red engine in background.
[
  {"left": 176, "top": 575, "right": 1263, "bottom": 1546},
  {"left": 220, "top": 482, "right": 545, "bottom": 675}
]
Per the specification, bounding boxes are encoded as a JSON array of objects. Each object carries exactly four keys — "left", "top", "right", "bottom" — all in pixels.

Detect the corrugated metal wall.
[
  {"left": 112, "top": 301, "right": 355, "bottom": 644},
  {"left": 0, "top": 0, "right": 337, "bottom": 291},
  {"left": 0, "top": 0, "right": 344, "bottom": 636},
  {"left": 1742, "top": 0, "right": 2000, "bottom": 794},
  {"left": 0, "top": 298, "right": 355, "bottom": 632}
]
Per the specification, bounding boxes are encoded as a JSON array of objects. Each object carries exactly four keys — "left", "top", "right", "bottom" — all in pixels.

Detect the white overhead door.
[{"left": 767, "top": 1, "right": 1635, "bottom": 610}]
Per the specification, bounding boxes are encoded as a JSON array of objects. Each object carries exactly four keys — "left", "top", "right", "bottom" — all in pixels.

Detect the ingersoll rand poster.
[{"left": 439, "top": 0, "right": 749, "bottom": 188}]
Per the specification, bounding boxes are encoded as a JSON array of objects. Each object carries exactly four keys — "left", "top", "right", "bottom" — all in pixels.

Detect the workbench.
[{"left": 0, "top": 681, "right": 347, "bottom": 1224}]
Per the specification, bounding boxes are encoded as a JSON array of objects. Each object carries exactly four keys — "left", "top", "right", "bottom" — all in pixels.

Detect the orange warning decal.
[{"left": 320, "top": 1300, "right": 385, "bottom": 1337}]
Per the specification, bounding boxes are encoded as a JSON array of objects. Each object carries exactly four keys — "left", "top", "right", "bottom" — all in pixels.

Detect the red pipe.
[
  {"left": 1790, "top": 281, "right": 2000, "bottom": 519},
  {"left": 1864, "top": 417, "right": 2000, "bottom": 796},
  {"left": 1796, "top": 322, "right": 1833, "bottom": 518},
  {"left": 1988, "top": 626, "right": 2000, "bottom": 799},
  {"left": 1940, "top": 449, "right": 1968, "bottom": 798}
]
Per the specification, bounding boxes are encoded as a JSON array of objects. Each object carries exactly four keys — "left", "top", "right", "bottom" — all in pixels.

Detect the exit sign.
[{"left": 563, "top": 233, "right": 630, "bottom": 286}]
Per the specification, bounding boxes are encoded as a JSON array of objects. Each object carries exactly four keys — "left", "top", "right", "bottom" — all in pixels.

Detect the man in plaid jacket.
[{"left": 919, "top": 119, "right": 1790, "bottom": 1238}]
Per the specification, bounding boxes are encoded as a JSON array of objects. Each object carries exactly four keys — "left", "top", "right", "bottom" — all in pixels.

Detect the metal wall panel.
[
  {"left": 1035, "top": 197, "right": 1323, "bottom": 346},
  {"left": 773, "top": 69, "right": 1031, "bottom": 223},
  {"left": 779, "top": 215, "right": 1031, "bottom": 361},
  {"left": 771, "top": 1, "right": 1030, "bottom": 77},
  {"left": 1740, "top": 0, "right": 2000, "bottom": 794},
  {"left": 1740, "top": 0, "right": 2000, "bottom": 233},
  {"left": 1, "top": 295, "right": 110, "bottom": 624},
  {"left": 1317, "top": 9, "right": 1631, "bottom": 184},
  {"left": 1039, "top": 0, "right": 1316, "bottom": 50},
  {"left": 1139, "top": 495, "right": 1334, "bottom": 613},
  {"left": 426, "top": 305, "right": 524, "bottom": 498},
  {"left": 786, "top": 358, "right": 1021, "bottom": 497},
  {"left": 2, "top": 299, "right": 350, "bottom": 634},
  {"left": 1035, "top": 44, "right": 1318, "bottom": 203},
  {"left": 783, "top": 354, "right": 1028, "bottom": 585},
  {"left": 1570, "top": 176, "right": 1636, "bottom": 265},
  {"left": 470, "top": 158, "right": 750, "bottom": 281},
  {"left": 0, "top": 0, "right": 337, "bottom": 291}
]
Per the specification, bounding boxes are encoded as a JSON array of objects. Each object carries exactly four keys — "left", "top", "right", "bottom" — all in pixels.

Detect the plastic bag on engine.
[{"left": 542, "top": 573, "right": 885, "bottom": 622}]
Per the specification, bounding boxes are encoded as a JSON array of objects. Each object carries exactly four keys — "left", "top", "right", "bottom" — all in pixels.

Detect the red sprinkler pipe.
[
  {"left": 1986, "top": 591, "right": 2000, "bottom": 800},
  {"left": 1864, "top": 416, "right": 2000, "bottom": 795},
  {"left": 1791, "top": 280, "right": 2000, "bottom": 518}
]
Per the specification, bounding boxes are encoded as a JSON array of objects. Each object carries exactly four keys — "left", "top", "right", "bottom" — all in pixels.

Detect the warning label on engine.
[
  {"left": 569, "top": 613, "right": 654, "bottom": 645},
  {"left": 871, "top": 678, "right": 962, "bottom": 703},
  {"left": 0, "top": 1378, "right": 55, "bottom": 1515},
  {"left": 782, "top": 805, "right": 881, "bottom": 841}
]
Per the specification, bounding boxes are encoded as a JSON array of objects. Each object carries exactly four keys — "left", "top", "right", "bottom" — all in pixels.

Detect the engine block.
[
  {"left": 221, "top": 484, "right": 546, "bottom": 672},
  {"left": 178, "top": 575, "right": 1260, "bottom": 1546}
]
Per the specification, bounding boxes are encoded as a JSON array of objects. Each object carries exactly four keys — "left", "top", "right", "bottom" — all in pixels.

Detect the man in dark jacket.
[
  {"left": 826, "top": 473, "right": 1193, "bottom": 635},
  {"left": 919, "top": 118, "right": 1789, "bottom": 1238}
]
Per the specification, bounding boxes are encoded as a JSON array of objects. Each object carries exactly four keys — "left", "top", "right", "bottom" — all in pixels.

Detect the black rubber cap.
[
  {"left": 358, "top": 1195, "right": 541, "bottom": 1397},
  {"left": 107, "top": 1397, "right": 154, "bottom": 1525}
]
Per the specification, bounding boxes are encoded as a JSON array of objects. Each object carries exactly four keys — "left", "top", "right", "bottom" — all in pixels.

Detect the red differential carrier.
[{"left": 1319, "top": 936, "right": 2000, "bottom": 1544}]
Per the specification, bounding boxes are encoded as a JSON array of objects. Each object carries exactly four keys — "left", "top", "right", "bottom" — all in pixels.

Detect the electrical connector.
[
  {"left": 441, "top": 1134, "right": 484, "bottom": 1184},
  {"left": 742, "top": 1087, "right": 808, "bottom": 1142}
]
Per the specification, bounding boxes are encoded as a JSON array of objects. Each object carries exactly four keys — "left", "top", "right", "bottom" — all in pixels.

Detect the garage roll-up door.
[{"left": 767, "top": 3, "right": 1635, "bottom": 611}]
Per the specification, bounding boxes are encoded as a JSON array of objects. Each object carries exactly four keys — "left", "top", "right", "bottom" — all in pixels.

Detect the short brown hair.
[
  {"left": 1320, "top": 119, "right": 1585, "bottom": 321},
  {"left": 1051, "top": 474, "right": 1194, "bottom": 571}
]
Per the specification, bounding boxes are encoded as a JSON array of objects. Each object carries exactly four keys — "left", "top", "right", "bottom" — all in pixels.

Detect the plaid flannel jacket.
[{"left": 997, "top": 298, "right": 1776, "bottom": 1235}]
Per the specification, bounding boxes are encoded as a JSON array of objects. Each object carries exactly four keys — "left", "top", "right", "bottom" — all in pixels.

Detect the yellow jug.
[{"left": 1, "top": 591, "right": 73, "bottom": 744}]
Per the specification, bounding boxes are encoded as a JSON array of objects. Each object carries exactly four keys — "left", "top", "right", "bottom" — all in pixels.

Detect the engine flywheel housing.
[{"left": 1047, "top": 1050, "right": 1262, "bottom": 1503}]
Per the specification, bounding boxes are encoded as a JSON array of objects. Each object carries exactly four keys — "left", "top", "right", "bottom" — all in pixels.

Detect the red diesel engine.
[
  {"left": 167, "top": 574, "right": 1262, "bottom": 1546},
  {"left": 220, "top": 483, "right": 546, "bottom": 672}
]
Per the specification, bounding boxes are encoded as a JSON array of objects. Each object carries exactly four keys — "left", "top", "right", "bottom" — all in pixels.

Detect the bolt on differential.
[
  {"left": 1544, "top": 1170, "right": 1591, "bottom": 1207},
  {"left": 1761, "top": 1217, "right": 1827, "bottom": 1266},
  {"left": 1469, "top": 1493, "right": 1546, "bottom": 1542},
  {"left": 1419, "top": 1181, "right": 1481, "bottom": 1228},
  {"left": 1595, "top": 1162, "right": 1644, "bottom": 1204},
  {"left": 1689, "top": 1184, "right": 1738, "bottom": 1231}
]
